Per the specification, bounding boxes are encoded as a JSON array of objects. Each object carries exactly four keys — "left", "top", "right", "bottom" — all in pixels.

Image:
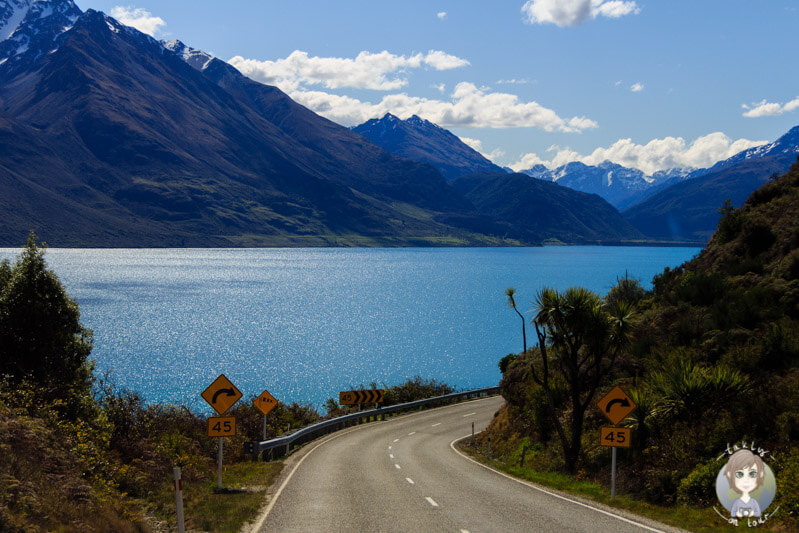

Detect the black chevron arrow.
[
  {"left": 605, "top": 398, "right": 631, "bottom": 412},
  {"left": 212, "top": 387, "right": 236, "bottom": 404}
]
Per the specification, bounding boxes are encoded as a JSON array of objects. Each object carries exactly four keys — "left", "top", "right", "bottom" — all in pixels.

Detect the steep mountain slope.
[
  {"left": 623, "top": 127, "right": 799, "bottom": 243},
  {"left": 352, "top": 114, "right": 505, "bottom": 181},
  {"left": 451, "top": 172, "right": 646, "bottom": 244},
  {"left": 0, "top": 3, "right": 507, "bottom": 246}
]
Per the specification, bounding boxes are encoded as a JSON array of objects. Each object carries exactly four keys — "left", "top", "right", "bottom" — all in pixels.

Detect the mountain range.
[
  {"left": 623, "top": 126, "right": 799, "bottom": 242},
  {"left": 0, "top": 0, "right": 645, "bottom": 247},
  {"left": 358, "top": 109, "right": 799, "bottom": 245}
]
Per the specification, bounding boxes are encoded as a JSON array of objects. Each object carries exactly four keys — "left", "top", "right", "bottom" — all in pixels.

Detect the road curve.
[{"left": 254, "top": 396, "right": 684, "bottom": 533}]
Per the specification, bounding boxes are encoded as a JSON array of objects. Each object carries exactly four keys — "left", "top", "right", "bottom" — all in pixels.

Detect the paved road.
[{"left": 255, "top": 396, "right": 683, "bottom": 533}]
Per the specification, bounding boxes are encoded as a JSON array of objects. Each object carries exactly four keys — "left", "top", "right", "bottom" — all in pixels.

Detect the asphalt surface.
[{"left": 255, "top": 396, "right": 684, "bottom": 533}]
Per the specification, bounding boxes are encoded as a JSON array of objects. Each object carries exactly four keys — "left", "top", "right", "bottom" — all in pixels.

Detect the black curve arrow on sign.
[
  {"left": 212, "top": 388, "right": 236, "bottom": 404},
  {"left": 605, "top": 398, "right": 630, "bottom": 412}
]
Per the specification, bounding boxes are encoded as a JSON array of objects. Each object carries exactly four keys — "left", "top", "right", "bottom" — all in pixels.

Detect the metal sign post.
[
  {"left": 255, "top": 389, "right": 278, "bottom": 442},
  {"left": 217, "top": 437, "right": 223, "bottom": 490},
  {"left": 201, "top": 375, "right": 242, "bottom": 491},
  {"left": 611, "top": 448, "right": 617, "bottom": 499},
  {"left": 597, "top": 387, "right": 636, "bottom": 500}
]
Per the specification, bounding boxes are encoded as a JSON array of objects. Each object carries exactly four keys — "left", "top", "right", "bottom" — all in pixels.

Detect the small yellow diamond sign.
[
  {"left": 201, "top": 374, "right": 242, "bottom": 415},
  {"left": 255, "top": 389, "right": 278, "bottom": 416}
]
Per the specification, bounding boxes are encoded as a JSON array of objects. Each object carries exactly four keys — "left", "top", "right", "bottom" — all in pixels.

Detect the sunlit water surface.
[{"left": 0, "top": 246, "right": 700, "bottom": 412}]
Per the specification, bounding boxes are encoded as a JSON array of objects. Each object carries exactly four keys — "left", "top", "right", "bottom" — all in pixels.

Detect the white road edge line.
[
  {"left": 251, "top": 396, "right": 501, "bottom": 531},
  {"left": 462, "top": 412, "right": 476, "bottom": 417},
  {"left": 425, "top": 496, "right": 439, "bottom": 507},
  {"left": 449, "top": 435, "right": 667, "bottom": 533},
  {"left": 406, "top": 477, "right": 415, "bottom": 484}
]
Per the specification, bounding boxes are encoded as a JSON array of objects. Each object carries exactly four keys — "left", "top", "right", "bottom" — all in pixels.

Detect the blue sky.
[{"left": 75, "top": 0, "right": 799, "bottom": 174}]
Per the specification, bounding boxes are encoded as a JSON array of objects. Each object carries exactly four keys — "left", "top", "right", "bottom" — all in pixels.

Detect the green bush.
[
  {"left": 740, "top": 220, "right": 776, "bottom": 257},
  {"left": 0, "top": 234, "right": 94, "bottom": 417},
  {"left": 774, "top": 449, "right": 799, "bottom": 526},
  {"left": 716, "top": 199, "right": 744, "bottom": 244},
  {"left": 498, "top": 353, "right": 517, "bottom": 374},
  {"left": 677, "top": 457, "right": 722, "bottom": 507}
]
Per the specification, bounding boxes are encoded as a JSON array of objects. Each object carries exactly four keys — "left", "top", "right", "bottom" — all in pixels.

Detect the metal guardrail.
[{"left": 245, "top": 386, "right": 499, "bottom": 459}]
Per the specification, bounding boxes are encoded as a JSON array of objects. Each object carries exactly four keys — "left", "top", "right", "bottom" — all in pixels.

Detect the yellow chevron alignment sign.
[{"left": 339, "top": 389, "right": 384, "bottom": 405}]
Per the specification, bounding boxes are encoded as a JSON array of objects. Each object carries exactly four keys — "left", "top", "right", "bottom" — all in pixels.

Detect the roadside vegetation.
[
  {"left": 0, "top": 236, "right": 460, "bottom": 531},
  {"left": 478, "top": 159, "right": 799, "bottom": 531}
]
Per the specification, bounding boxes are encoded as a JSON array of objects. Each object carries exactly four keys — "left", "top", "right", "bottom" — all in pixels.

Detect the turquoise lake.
[{"left": 0, "top": 246, "right": 701, "bottom": 412}]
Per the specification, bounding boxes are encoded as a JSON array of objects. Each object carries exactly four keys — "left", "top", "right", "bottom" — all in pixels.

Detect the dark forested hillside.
[{"left": 488, "top": 159, "right": 799, "bottom": 529}]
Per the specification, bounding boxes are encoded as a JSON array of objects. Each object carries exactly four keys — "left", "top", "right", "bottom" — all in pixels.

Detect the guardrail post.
[
  {"left": 520, "top": 445, "right": 528, "bottom": 468},
  {"left": 487, "top": 434, "right": 491, "bottom": 460}
]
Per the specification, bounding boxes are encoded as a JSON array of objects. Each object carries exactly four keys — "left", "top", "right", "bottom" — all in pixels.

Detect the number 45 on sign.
[
  {"left": 600, "top": 427, "right": 631, "bottom": 448},
  {"left": 208, "top": 416, "right": 236, "bottom": 437}
]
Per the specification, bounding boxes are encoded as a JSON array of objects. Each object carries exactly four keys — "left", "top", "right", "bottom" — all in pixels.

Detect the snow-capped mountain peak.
[
  {"left": 0, "top": 0, "right": 30, "bottom": 41},
  {"left": 162, "top": 39, "right": 215, "bottom": 71},
  {"left": 0, "top": 0, "right": 81, "bottom": 75}
]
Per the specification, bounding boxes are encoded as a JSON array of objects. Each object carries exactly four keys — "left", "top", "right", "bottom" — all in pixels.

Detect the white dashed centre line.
[
  {"left": 408, "top": 431, "right": 416, "bottom": 436},
  {"left": 388, "top": 446, "right": 392, "bottom": 450},
  {"left": 425, "top": 496, "right": 439, "bottom": 507},
  {"left": 395, "top": 464, "right": 401, "bottom": 470},
  {"left": 431, "top": 422, "right": 441, "bottom": 427},
  {"left": 460, "top": 529, "right": 470, "bottom": 533},
  {"left": 406, "top": 478, "right": 415, "bottom": 485},
  {"left": 462, "top": 412, "right": 476, "bottom": 417},
  {"left": 393, "top": 438, "right": 400, "bottom": 442},
  {"left": 389, "top": 454, "right": 394, "bottom": 459}
]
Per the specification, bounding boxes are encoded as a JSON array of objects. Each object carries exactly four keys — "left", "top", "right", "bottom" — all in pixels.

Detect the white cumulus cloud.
[
  {"left": 283, "top": 82, "right": 597, "bottom": 131},
  {"left": 109, "top": 6, "right": 166, "bottom": 37},
  {"left": 437, "top": 12, "right": 447, "bottom": 20},
  {"left": 631, "top": 82, "right": 644, "bottom": 92},
  {"left": 521, "top": 0, "right": 640, "bottom": 27},
  {"left": 742, "top": 97, "right": 799, "bottom": 118},
  {"left": 459, "top": 137, "right": 505, "bottom": 161},
  {"left": 229, "top": 50, "right": 469, "bottom": 92},
  {"left": 509, "top": 132, "right": 766, "bottom": 175}
]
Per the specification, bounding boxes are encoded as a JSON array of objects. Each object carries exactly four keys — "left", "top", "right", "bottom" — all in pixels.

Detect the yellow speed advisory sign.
[
  {"left": 600, "top": 427, "right": 631, "bottom": 448},
  {"left": 207, "top": 416, "right": 236, "bottom": 437}
]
